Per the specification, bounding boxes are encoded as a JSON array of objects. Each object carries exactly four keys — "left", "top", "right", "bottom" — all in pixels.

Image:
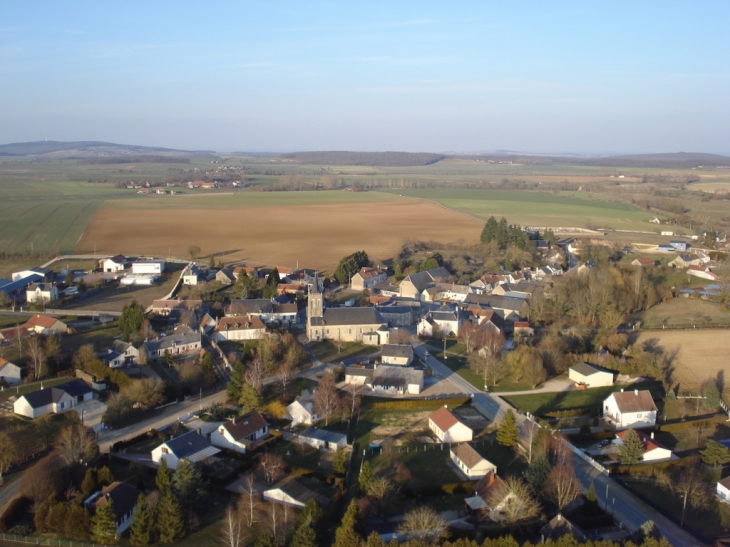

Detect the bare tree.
[
  {"left": 397, "top": 506, "right": 449, "bottom": 543},
  {"left": 56, "top": 424, "right": 96, "bottom": 465},
  {"left": 523, "top": 354, "right": 547, "bottom": 389},
  {"left": 519, "top": 419, "right": 541, "bottom": 464},
  {"left": 389, "top": 328, "right": 411, "bottom": 345},
  {"left": 26, "top": 336, "right": 46, "bottom": 380},
  {"left": 262, "top": 501, "right": 294, "bottom": 546},
  {"left": 313, "top": 373, "right": 340, "bottom": 426},
  {"left": 275, "top": 362, "right": 295, "bottom": 397},
  {"left": 674, "top": 463, "right": 711, "bottom": 509},
  {"left": 485, "top": 476, "right": 541, "bottom": 525},
  {"left": 332, "top": 336, "right": 347, "bottom": 354},
  {"left": 260, "top": 453, "right": 284, "bottom": 484},
  {"left": 245, "top": 359, "right": 266, "bottom": 393},
  {"left": 237, "top": 473, "right": 259, "bottom": 528},
  {"left": 121, "top": 377, "right": 165, "bottom": 411},
  {"left": 458, "top": 321, "right": 479, "bottom": 354},
  {"left": 367, "top": 477, "right": 397, "bottom": 517},
  {"left": 14, "top": 324, "right": 24, "bottom": 356},
  {"left": 220, "top": 505, "right": 247, "bottom": 547},
  {"left": 545, "top": 462, "right": 581, "bottom": 510},
  {"left": 0, "top": 433, "right": 18, "bottom": 475},
  {"left": 344, "top": 382, "right": 363, "bottom": 418}
]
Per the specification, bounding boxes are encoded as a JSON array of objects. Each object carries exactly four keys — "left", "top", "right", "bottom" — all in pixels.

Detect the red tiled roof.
[
  {"left": 616, "top": 429, "right": 668, "bottom": 454},
  {"left": 223, "top": 410, "right": 269, "bottom": 441},
  {"left": 430, "top": 406, "right": 459, "bottom": 432},
  {"left": 474, "top": 472, "right": 506, "bottom": 503},
  {"left": 23, "top": 314, "right": 57, "bottom": 329},
  {"left": 357, "top": 267, "right": 385, "bottom": 280}
]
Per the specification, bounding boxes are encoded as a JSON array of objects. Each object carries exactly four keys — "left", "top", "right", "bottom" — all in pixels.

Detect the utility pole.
[{"left": 681, "top": 492, "right": 687, "bottom": 528}]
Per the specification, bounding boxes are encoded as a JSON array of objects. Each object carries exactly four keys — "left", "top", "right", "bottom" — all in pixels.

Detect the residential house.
[
  {"left": 670, "top": 240, "right": 689, "bottom": 252},
  {"left": 14, "top": 379, "right": 94, "bottom": 418},
  {"left": 603, "top": 389, "right": 657, "bottom": 430},
  {"left": 263, "top": 477, "right": 328, "bottom": 509},
  {"left": 631, "top": 257, "right": 658, "bottom": 267},
  {"left": 297, "top": 428, "right": 347, "bottom": 451},
  {"left": 375, "top": 305, "right": 416, "bottom": 327},
  {"left": 232, "top": 265, "right": 260, "bottom": 279},
  {"left": 287, "top": 391, "right": 318, "bottom": 425},
  {"left": 216, "top": 267, "right": 236, "bottom": 285},
  {"left": 182, "top": 264, "right": 200, "bottom": 285},
  {"left": 371, "top": 280, "right": 401, "bottom": 297},
  {"left": 103, "top": 349, "right": 127, "bottom": 368},
  {"left": 85, "top": 482, "right": 141, "bottom": 536},
  {"left": 109, "top": 340, "right": 140, "bottom": 366},
  {"left": 345, "top": 365, "right": 424, "bottom": 395},
  {"left": 421, "top": 284, "right": 471, "bottom": 303},
  {"left": 211, "top": 315, "right": 268, "bottom": 341},
  {"left": 539, "top": 514, "right": 588, "bottom": 543},
  {"left": 151, "top": 430, "right": 220, "bottom": 470},
  {"left": 380, "top": 344, "right": 414, "bottom": 366},
  {"left": 513, "top": 322, "right": 534, "bottom": 336},
  {"left": 151, "top": 299, "right": 205, "bottom": 315},
  {"left": 132, "top": 261, "right": 165, "bottom": 275},
  {"left": 399, "top": 267, "right": 452, "bottom": 298},
  {"left": 465, "top": 473, "right": 516, "bottom": 522},
  {"left": 569, "top": 362, "right": 614, "bottom": 388},
  {"left": 210, "top": 411, "right": 270, "bottom": 454},
  {"left": 25, "top": 283, "right": 59, "bottom": 304},
  {"left": 23, "top": 314, "right": 68, "bottom": 335},
  {"left": 451, "top": 444, "right": 497, "bottom": 479},
  {"left": 491, "top": 283, "right": 537, "bottom": 299},
  {"left": 101, "top": 255, "right": 128, "bottom": 273},
  {"left": 307, "top": 291, "right": 388, "bottom": 343},
  {"left": 225, "top": 299, "right": 298, "bottom": 326},
  {"left": 350, "top": 267, "right": 387, "bottom": 290},
  {"left": 462, "top": 293, "right": 529, "bottom": 322},
  {"left": 429, "top": 406, "right": 473, "bottom": 443},
  {"left": 687, "top": 265, "right": 719, "bottom": 281},
  {"left": 613, "top": 430, "right": 675, "bottom": 463},
  {"left": 144, "top": 330, "right": 202, "bottom": 361},
  {"left": 669, "top": 254, "right": 703, "bottom": 268},
  {"left": 0, "top": 325, "right": 30, "bottom": 343},
  {"left": 418, "top": 305, "right": 463, "bottom": 337},
  {"left": 466, "top": 309, "right": 505, "bottom": 333},
  {"left": 717, "top": 477, "right": 730, "bottom": 504},
  {"left": 0, "top": 359, "right": 21, "bottom": 385}
]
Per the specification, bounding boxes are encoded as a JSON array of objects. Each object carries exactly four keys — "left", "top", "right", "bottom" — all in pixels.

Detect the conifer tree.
[
  {"left": 525, "top": 452, "right": 551, "bottom": 494},
  {"left": 240, "top": 382, "right": 262, "bottom": 412},
  {"left": 333, "top": 500, "right": 363, "bottom": 547},
  {"left": 358, "top": 460, "right": 374, "bottom": 493},
  {"left": 91, "top": 499, "right": 118, "bottom": 544},
  {"left": 701, "top": 439, "right": 730, "bottom": 467},
  {"left": 366, "top": 531, "right": 386, "bottom": 547},
  {"left": 171, "top": 459, "right": 203, "bottom": 509},
  {"left": 155, "top": 459, "right": 171, "bottom": 492},
  {"left": 333, "top": 446, "right": 348, "bottom": 475},
  {"left": 156, "top": 490, "right": 184, "bottom": 543},
  {"left": 587, "top": 481, "right": 598, "bottom": 503},
  {"left": 129, "top": 493, "right": 152, "bottom": 546},
  {"left": 290, "top": 523, "right": 317, "bottom": 547},
  {"left": 97, "top": 465, "right": 114, "bottom": 487},
  {"left": 262, "top": 268, "right": 280, "bottom": 299},
  {"left": 496, "top": 409, "right": 519, "bottom": 447},
  {"left": 82, "top": 468, "right": 98, "bottom": 496},
  {"left": 618, "top": 429, "right": 644, "bottom": 465}
]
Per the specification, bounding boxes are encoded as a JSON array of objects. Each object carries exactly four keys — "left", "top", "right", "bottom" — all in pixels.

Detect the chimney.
[
  {"left": 620, "top": 388, "right": 624, "bottom": 392},
  {"left": 635, "top": 389, "right": 638, "bottom": 395},
  {"left": 651, "top": 432, "right": 655, "bottom": 439},
  {"left": 196, "top": 428, "right": 201, "bottom": 436},
  {"left": 232, "top": 416, "right": 236, "bottom": 425}
]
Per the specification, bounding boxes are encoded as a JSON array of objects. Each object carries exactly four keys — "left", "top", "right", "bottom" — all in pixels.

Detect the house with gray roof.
[
  {"left": 298, "top": 427, "right": 347, "bottom": 451},
  {"left": 399, "top": 267, "right": 452, "bottom": 298},
  {"left": 569, "top": 362, "right": 614, "bottom": 388},
  {"left": 143, "top": 330, "right": 202, "bottom": 361},
  {"left": 151, "top": 430, "right": 220, "bottom": 470},
  {"left": 263, "top": 476, "right": 329, "bottom": 509},
  {"left": 14, "top": 378, "right": 94, "bottom": 418},
  {"left": 418, "top": 304, "right": 464, "bottom": 337},
  {"left": 462, "top": 293, "right": 529, "bottom": 322},
  {"left": 380, "top": 344, "right": 414, "bottom": 366},
  {"left": 345, "top": 364, "right": 424, "bottom": 394}
]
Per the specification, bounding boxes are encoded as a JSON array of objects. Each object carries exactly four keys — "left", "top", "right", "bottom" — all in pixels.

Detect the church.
[{"left": 307, "top": 288, "right": 389, "bottom": 344}]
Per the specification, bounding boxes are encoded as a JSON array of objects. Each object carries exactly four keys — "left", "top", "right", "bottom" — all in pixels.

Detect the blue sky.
[{"left": 1, "top": 2, "right": 728, "bottom": 154}]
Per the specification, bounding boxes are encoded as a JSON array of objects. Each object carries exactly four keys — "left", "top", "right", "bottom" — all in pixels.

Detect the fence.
[
  {"left": 559, "top": 436, "right": 609, "bottom": 476},
  {"left": 0, "top": 533, "right": 104, "bottom": 547}
]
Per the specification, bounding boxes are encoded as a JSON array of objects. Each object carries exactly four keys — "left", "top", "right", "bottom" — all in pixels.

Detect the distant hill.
[
  {"left": 279, "top": 151, "right": 446, "bottom": 166},
  {"left": 573, "top": 152, "right": 730, "bottom": 169},
  {"left": 0, "top": 140, "right": 213, "bottom": 159}
]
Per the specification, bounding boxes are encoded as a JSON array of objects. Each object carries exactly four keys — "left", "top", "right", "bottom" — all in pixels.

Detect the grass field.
[
  {"left": 502, "top": 384, "right": 647, "bottom": 415},
  {"left": 636, "top": 329, "right": 730, "bottom": 393},
  {"left": 632, "top": 298, "right": 730, "bottom": 329}
]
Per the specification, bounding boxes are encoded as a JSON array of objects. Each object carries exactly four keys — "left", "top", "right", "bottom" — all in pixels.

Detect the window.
[{"left": 162, "top": 447, "right": 169, "bottom": 454}]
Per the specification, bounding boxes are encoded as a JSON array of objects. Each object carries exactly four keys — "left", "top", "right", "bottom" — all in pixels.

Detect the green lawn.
[
  {"left": 308, "top": 340, "right": 377, "bottom": 364},
  {"left": 0, "top": 376, "right": 71, "bottom": 405},
  {"left": 502, "top": 384, "right": 651, "bottom": 415},
  {"left": 62, "top": 324, "right": 122, "bottom": 355}
]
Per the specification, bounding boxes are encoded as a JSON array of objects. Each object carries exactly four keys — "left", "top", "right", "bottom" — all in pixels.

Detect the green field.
[{"left": 502, "top": 383, "right": 653, "bottom": 415}]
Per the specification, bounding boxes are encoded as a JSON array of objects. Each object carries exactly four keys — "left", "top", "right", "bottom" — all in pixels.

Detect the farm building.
[
  {"left": 669, "top": 254, "right": 703, "bottom": 268},
  {"left": 0, "top": 274, "right": 44, "bottom": 301},
  {"left": 603, "top": 389, "right": 657, "bottom": 430},
  {"left": 151, "top": 430, "right": 220, "bottom": 470},
  {"left": 263, "top": 477, "right": 328, "bottom": 509},
  {"left": 568, "top": 362, "right": 614, "bottom": 388},
  {"left": 120, "top": 274, "right": 158, "bottom": 286},
  {"left": 429, "top": 406, "right": 473, "bottom": 443},
  {"left": 380, "top": 344, "right": 414, "bottom": 366},
  {"left": 670, "top": 240, "right": 689, "bottom": 251},
  {"left": 132, "top": 260, "right": 165, "bottom": 275},
  {"left": 307, "top": 290, "right": 388, "bottom": 343},
  {"left": 14, "top": 379, "right": 94, "bottom": 419},
  {"left": 350, "top": 267, "right": 387, "bottom": 290},
  {"left": 0, "top": 359, "right": 21, "bottom": 385},
  {"left": 345, "top": 365, "right": 424, "bottom": 395},
  {"left": 297, "top": 428, "right": 347, "bottom": 451},
  {"left": 11, "top": 267, "right": 52, "bottom": 282},
  {"left": 450, "top": 444, "right": 496, "bottom": 479},
  {"left": 287, "top": 391, "right": 318, "bottom": 425},
  {"left": 85, "top": 482, "right": 140, "bottom": 536},
  {"left": 210, "top": 411, "right": 270, "bottom": 454},
  {"left": 613, "top": 430, "right": 675, "bottom": 463},
  {"left": 26, "top": 283, "right": 59, "bottom": 303},
  {"left": 211, "top": 315, "right": 268, "bottom": 341},
  {"left": 101, "top": 255, "right": 129, "bottom": 272},
  {"left": 686, "top": 265, "right": 719, "bottom": 280}
]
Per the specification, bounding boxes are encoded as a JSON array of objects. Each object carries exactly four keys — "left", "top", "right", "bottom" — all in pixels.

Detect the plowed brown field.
[
  {"left": 76, "top": 200, "right": 482, "bottom": 270},
  {"left": 636, "top": 330, "right": 729, "bottom": 392}
]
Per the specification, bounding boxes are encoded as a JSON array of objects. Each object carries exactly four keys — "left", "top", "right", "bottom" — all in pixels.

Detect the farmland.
[
  {"left": 635, "top": 329, "right": 729, "bottom": 393},
  {"left": 632, "top": 298, "right": 730, "bottom": 329}
]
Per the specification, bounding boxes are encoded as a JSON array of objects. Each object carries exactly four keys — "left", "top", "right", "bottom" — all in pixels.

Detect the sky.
[{"left": 1, "top": 2, "right": 729, "bottom": 154}]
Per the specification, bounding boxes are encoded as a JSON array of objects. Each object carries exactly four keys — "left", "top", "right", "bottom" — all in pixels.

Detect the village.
[{"left": 0, "top": 222, "right": 728, "bottom": 547}]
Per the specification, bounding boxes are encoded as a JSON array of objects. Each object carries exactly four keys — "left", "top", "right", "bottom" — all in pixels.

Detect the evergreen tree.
[
  {"left": 366, "top": 531, "right": 386, "bottom": 547},
  {"left": 525, "top": 452, "right": 551, "bottom": 494},
  {"left": 227, "top": 359, "right": 246, "bottom": 400},
  {"left": 65, "top": 503, "right": 92, "bottom": 541},
  {"left": 480, "top": 216, "right": 499, "bottom": 244},
  {"left": 82, "top": 468, "right": 98, "bottom": 496},
  {"left": 171, "top": 459, "right": 203, "bottom": 509},
  {"left": 333, "top": 500, "right": 363, "bottom": 547},
  {"left": 496, "top": 217, "right": 509, "bottom": 249},
  {"left": 91, "top": 499, "right": 118, "bottom": 544},
  {"left": 119, "top": 300, "right": 145, "bottom": 339},
  {"left": 156, "top": 458, "right": 171, "bottom": 492},
  {"left": 129, "top": 494, "right": 152, "bottom": 546},
  {"left": 496, "top": 409, "right": 519, "bottom": 447},
  {"left": 332, "top": 446, "right": 348, "bottom": 475},
  {"left": 240, "top": 382, "right": 262, "bottom": 412},
  {"left": 618, "top": 429, "right": 644, "bottom": 465},
  {"left": 358, "top": 460, "right": 374, "bottom": 493},
  {"left": 701, "top": 439, "right": 730, "bottom": 467},
  {"left": 290, "top": 523, "right": 318, "bottom": 547},
  {"left": 702, "top": 380, "right": 721, "bottom": 410},
  {"left": 156, "top": 490, "right": 184, "bottom": 543},
  {"left": 253, "top": 532, "right": 275, "bottom": 547},
  {"left": 419, "top": 252, "right": 443, "bottom": 272},
  {"left": 587, "top": 481, "right": 598, "bottom": 503},
  {"left": 262, "top": 268, "right": 280, "bottom": 299},
  {"left": 97, "top": 466, "right": 114, "bottom": 487}
]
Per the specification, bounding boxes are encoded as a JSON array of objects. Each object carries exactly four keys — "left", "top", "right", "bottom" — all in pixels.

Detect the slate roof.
[
  {"left": 345, "top": 367, "right": 374, "bottom": 382},
  {"left": 373, "top": 365, "right": 423, "bottom": 386},
  {"left": 226, "top": 299, "right": 274, "bottom": 316},
  {"left": 300, "top": 427, "right": 347, "bottom": 445},
  {"left": 144, "top": 331, "right": 201, "bottom": 353},
  {"left": 380, "top": 344, "right": 412, "bottom": 359},
  {"left": 571, "top": 362, "right": 613, "bottom": 377},
  {"left": 430, "top": 406, "right": 460, "bottom": 432},
  {"left": 266, "top": 476, "right": 328, "bottom": 506},
  {"left": 93, "top": 482, "right": 140, "bottom": 521},
  {"left": 310, "top": 307, "right": 386, "bottom": 327},
  {"left": 105, "top": 254, "right": 127, "bottom": 264},
  {"left": 223, "top": 410, "right": 269, "bottom": 441},
  {"left": 463, "top": 293, "right": 528, "bottom": 311},
  {"left": 215, "top": 315, "right": 267, "bottom": 332},
  {"left": 609, "top": 390, "right": 657, "bottom": 413},
  {"left": 0, "top": 274, "right": 43, "bottom": 295},
  {"left": 163, "top": 431, "right": 219, "bottom": 459},
  {"left": 539, "top": 514, "right": 587, "bottom": 542},
  {"left": 111, "top": 340, "right": 135, "bottom": 354},
  {"left": 22, "top": 379, "right": 92, "bottom": 409},
  {"left": 452, "top": 443, "right": 488, "bottom": 469}
]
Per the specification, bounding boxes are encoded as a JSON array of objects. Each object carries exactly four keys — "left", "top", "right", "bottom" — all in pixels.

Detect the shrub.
[{"left": 370, "top": 397, "right": 470, "bottom": 411}]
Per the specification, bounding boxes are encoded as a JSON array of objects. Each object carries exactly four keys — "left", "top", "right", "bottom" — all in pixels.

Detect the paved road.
[{"left": 0, "top": 477, "right": 23, "bottom": 517}]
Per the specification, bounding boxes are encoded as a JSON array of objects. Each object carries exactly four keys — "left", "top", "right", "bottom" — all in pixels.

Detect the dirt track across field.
[
  {"left": 636, "top": 330, "right": 729, "bottom": 393},
  {"left": 75, "top": 201, "right": 482, "bottom": 270}
]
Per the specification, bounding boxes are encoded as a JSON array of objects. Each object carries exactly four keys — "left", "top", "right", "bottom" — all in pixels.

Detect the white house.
[
  {"left": 297, "top": 427, "right": 347, "bottom": 451},
  {"left": 568, "top": 363, "right": 614, "bottom": 388},
  {"left": 182, "top": 264, "right": 200, "bottom": 285},
  {"left": 613, "top": 430, "right": 675, "bottom": 463},
  {"left": 103, "top": 349, "right": 127, "bottom": 368},
  {"left": 350, "top": 267, "right": 387, "bottom": 291},
  {"left": 101, "top": 255, "right": 129, "bottom": 273},
  {"left": 717, "top": 477, "right": 730, "bottom": 504},
  {"left": 418, "top": 306, "right": 463, "bottom": 337},
  {"left": 287, "top": 391, "right": 318, "bottom": 425},
  {"left": 263, "top": 477, "right": 328, "bottom": 509},
  {"left": 603, "top": 390, "right": 657, "bottom": 430},
  {"left": 151, "top": 430, "right": 220, "bottom": 470},
  {"left": 210, "top": 411, "right": 270, "bottom": 454},
  {"left": 0, "top": 359, "right": 21, "bottom": 385},
  {"left": 429, "top": 406, "right": 473, "bottom": 443},
  {"left": 23, "top": 314, "right": 67, "bottom": 335},
  {"left": 380, "top": 344, "right": 414, "bottom": 366},
  {"left": 13, "top": 379, "right": 94, "bottom": 419},
  {"left": 107, "top": 340, "right": 140, "bottom": 366},
  {"left": 345, "top": 365, "right": 424, "bottom": 395},
  {"left": 686, "top": 265, "right": 719, "bottom": 281},
  {"left": 85, "top": 482, "right": 140, "bottom": 536},
  {"left": 25, "top": 283, "right": 59, "bottom": 304},
  {"left": 132, "top": 261, "right": 166, "bottom": 275},
  {"left": 211, "top": 315, "right": 268, "bottom": 341},
  {"left": 450, "top": 443, "right": 497, "bottom": 480}
]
